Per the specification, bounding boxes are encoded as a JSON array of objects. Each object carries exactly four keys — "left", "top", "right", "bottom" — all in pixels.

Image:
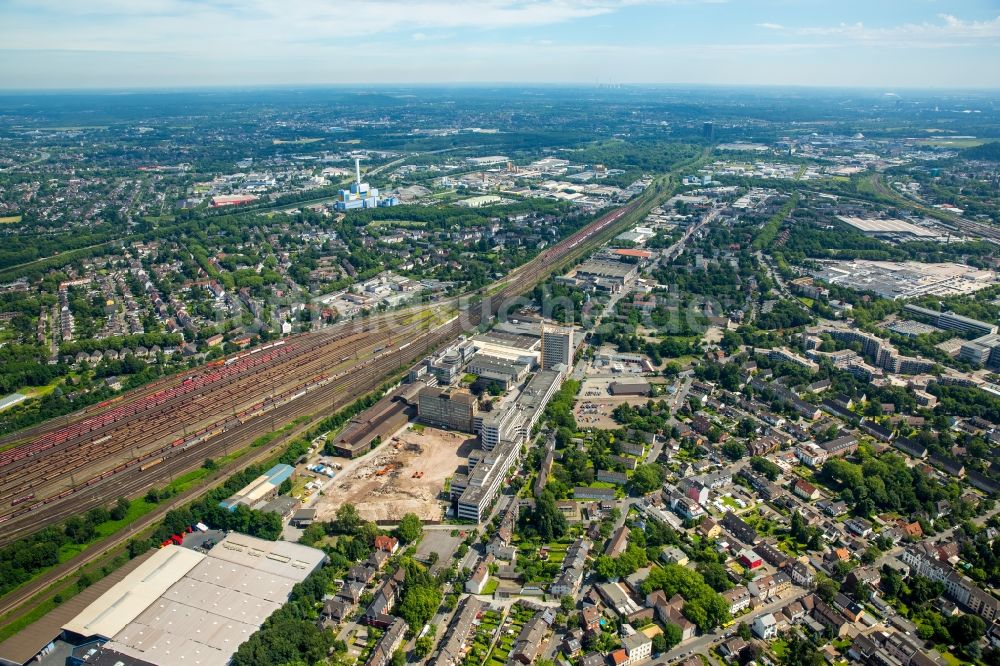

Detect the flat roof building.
[
  {"left": 219, "top": 464, "right": 295, "bottom": 511},
  {"left": 417, "top": 387, "right": 478, "bottom": 433},
  {"left": 541, "top": 325, "right": 574, "bottom": 373},
  {"left": 466, "top": 353, "right": 531, "bottom": 390},
  {"left": 63, "top": 534, "right": 326, "bottom": 666},
  {"left": 904, "top": 304, "right": 998, "bottom": 338},
  {"left": 574, "top": 259, "right": 638, "bottom": 289}
]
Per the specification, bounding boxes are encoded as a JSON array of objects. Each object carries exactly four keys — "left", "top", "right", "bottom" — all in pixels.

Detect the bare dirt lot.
[{"left": 313, "top": 424, "right": 473, "bottom": 523}]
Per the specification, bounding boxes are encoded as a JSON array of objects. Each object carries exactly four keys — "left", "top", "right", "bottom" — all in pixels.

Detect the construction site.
[{"left": 314, "top": 424, "right": 474, "bottom": 523}]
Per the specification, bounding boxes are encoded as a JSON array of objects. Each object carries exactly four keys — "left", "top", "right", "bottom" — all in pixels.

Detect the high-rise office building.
[
  {"left": 703, "top": 122, "right": 714, "bottom": 141},
  {"left": 541, "top": 326, "right": 573, "bottom": 372}
]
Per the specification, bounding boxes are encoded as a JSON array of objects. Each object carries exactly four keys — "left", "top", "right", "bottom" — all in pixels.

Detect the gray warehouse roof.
[{"left": 62, "top": 533, "right": 326, "bottom": 666}]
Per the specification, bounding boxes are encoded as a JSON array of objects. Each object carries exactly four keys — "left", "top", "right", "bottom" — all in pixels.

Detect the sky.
[{"left": 0, "top": 0, "right": 998, "bottom": 90}]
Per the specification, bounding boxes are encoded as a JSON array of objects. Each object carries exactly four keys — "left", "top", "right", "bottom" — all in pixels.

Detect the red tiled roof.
[{"left": 613, "top": 248, "right": 653, "bottom": 259}]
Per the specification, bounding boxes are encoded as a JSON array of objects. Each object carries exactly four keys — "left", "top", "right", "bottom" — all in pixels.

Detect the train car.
[
  {"left": 93, "top": 434, "right": 112, "bottom": 446},
  {"left": 140, "top": 458, "right": 164, "bottom": 471},
  {"left": 11, "top": 493, "right": 35, "bottom": 507}
]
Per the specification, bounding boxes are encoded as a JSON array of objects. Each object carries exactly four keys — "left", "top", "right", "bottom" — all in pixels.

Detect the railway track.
[
  {"left": 0, "top": 315, "right": 435, "bottom": 535},
  {"left": 869, "top": 174, "right": 1000, "bottom": 245},
  {"left": 0, "top": 191, "right": 652, "bottom": 544}
]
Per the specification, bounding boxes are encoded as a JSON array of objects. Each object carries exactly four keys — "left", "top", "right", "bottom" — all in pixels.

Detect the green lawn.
[
  {"left": 916, "top": 138, "right": 987, "bottom": 148},
  {"left": 939, "top": 652, "right": 964, "bottom": 666}
]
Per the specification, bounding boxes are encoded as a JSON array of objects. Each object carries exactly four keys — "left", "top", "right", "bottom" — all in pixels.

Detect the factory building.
[
  {"left": 61, "top": 534, "right": 327, "bottom": 666},
  {"left": 541, "top": 326, "right": 574, "bottom": 373},
  {"left": 417, "top": 387, "right": 478, "bottom": 433},
  {"left": 465, "top": 155, "right": 509, "bottom": 166},
  {"left": 331, "top": 383, "right": 420, "bottom": 458},
  {"left": 218, "top": 463, "right": 295, "bottom": 511},
  {"left": 466, "top": 353, "right": 531, "bottom": 390},
  {"left": 572, "top": 258, "right": 638, "bottom": 292}
]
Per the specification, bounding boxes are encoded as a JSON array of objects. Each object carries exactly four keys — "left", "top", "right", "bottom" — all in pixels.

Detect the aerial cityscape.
[{"left": 1, "top": 3, "right": 1000, "bottom": 666}]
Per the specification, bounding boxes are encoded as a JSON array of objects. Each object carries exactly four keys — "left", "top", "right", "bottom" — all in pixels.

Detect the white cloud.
[
  {"left": 757, "top": 22, "right": 784, "bottom": 30},
  {"left": 0, "top": 0, "right": 738, "bottom": 54},
  {"left": 793, "top": 13, "right": 1000, "bottom": 46}
]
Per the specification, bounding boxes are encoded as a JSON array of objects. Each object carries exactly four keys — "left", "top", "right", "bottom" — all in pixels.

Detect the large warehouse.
[{"left": 61, "top": 533, "right": 326, "bottom": 666}]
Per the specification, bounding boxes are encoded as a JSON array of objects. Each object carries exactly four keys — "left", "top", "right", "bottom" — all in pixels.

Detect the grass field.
[
  {"left": 0, "top": 215, "right": 22, "bottom": 224},
  {"left": 272, "top": 137, "right": 323, "bottom": 145},
  {"left": 915, "top": 138, "right": 987, "bottom": 148}
]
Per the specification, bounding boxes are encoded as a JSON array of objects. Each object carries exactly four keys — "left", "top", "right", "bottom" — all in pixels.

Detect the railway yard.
[{"left": 0, "top": 191, "right": 652, "bottom": 545}]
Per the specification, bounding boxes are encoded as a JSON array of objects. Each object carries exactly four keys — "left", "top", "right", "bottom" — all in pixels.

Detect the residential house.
[
  {"left": 365, "top": 617, "right": 407, "bottom": 666},
  {"left": 722, "top": 511, "right": 758, "bottom": 545},
  {"left": 622, "top": 632, "right": 652, "bottom": 665},
  {"left": 793, "top": 478, "right": 820, "bottom": 501},
  {"left": 723, "top": 585, "right": 752, "bottom": 616},
  {"left": 606, "top": 526, "right": 630, "bottom": 557},
  {"left": 466, "top": 559, "right": 492, "bottom": 594},
  {"left": 783, "top": 560, "right": 815, "bottom": 587},
  {"left": 319, "top": 598, "right": 352, "bottom": 627},
  {"left": 510, "top": 611, "right": 552, "bottom": 664},
  {"left": 374, "top": 535, "right": 399, "bottom": 554},
  {"left": 752, "top": 613, "right": 778, "bottom": 640}
]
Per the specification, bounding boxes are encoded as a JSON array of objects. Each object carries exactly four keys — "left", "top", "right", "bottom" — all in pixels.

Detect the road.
[{"left": 659, "top": 205, "right": 722, "bottom": 266}]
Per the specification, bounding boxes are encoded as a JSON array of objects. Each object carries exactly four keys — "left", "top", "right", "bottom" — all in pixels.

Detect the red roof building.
[
  {"left": 375, "top": 535, "right": 399, "bottom": 554},
  {"left": 612, "top": 248, "right": 654, "bottom": 260},
  {"left": 739, "top": 549, "right": 763, "bottom": 569}
]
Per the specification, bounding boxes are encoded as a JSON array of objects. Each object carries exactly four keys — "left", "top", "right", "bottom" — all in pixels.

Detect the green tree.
[
  {"left": 630, "top": 463, "right": 665, "bottom": 495},
  {"left": 737, "top": 621, "right": 752, "bottom": 640},
  {"left": 949, "top": 614, "right": 985, "bottom": 646},
  {"left": 722, "top": 441, "right": 746, "bottom": 461},
  {"left": 662, "top": 622, "right": 683, "bottom": 650},
  {"left": 519, "top": 489, "right": 567, "bottom": 541},
  {"left": 110, "top": 496, "right": 130, "bottom": 521},
  {"left": 815, "top": 576, "right": 839, "bottom": 603},
  {"left": 334, "top": 503, "right": 362, "bottom": 534},
  {"left": 396, "top": 513, "right": 424, "bottom": 544}
]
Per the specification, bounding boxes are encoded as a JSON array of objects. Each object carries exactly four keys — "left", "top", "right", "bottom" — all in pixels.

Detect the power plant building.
[{"left": 334, "top": 158, "right": 398, "bottom": 211}]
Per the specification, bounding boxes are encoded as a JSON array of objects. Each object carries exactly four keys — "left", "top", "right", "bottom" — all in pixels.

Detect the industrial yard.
[{"left": 314, "top": 424, "right": 473, "bottom": 523}]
